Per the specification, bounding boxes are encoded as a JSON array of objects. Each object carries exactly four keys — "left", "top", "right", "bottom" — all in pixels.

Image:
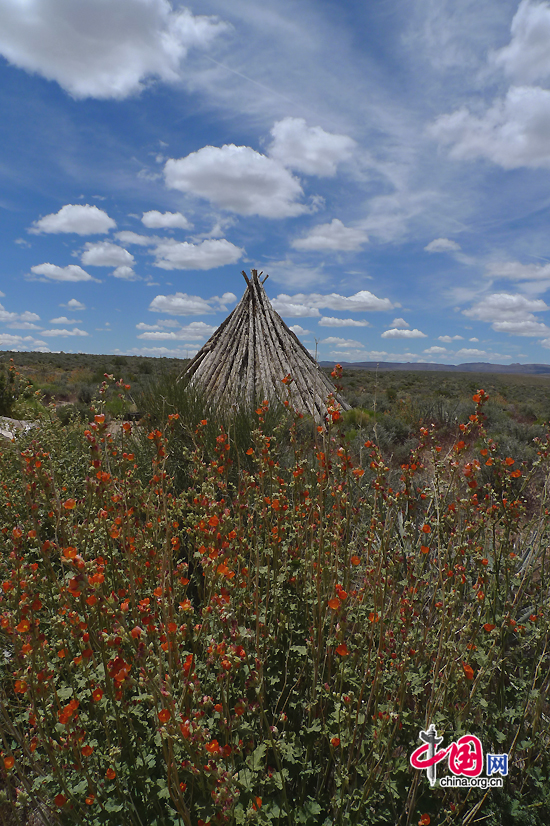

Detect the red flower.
[
  {"left": 158, "top": 709, "right": 170, "bottom": 724},
  {"left": 4, "top": 755, "right": 14, "bottom": 771},
  {"left": 336, "top": 644, "right": 349, "bottom": 657},
  {"left": 462, "top": 662, "right": 474, "bottom": 680},
  {"left": 106, "top": 767, "right": 116, "bottom": 780},
  {"left": 54, "top": 794, "right": 67, "bottom": 807},
  {"left": 328, "top": 598, "right": 340, "bottom": 610},
  {"left": 330, "top": 737, "right": 340, "bottom": 747}
]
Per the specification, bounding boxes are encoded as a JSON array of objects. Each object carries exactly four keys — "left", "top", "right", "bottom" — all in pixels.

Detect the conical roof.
[{"left": 183, "top": 269, "right": 350, "bottom": 422}]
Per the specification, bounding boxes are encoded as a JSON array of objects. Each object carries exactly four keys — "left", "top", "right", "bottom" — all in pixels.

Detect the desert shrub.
[{"left": 0, "top": 391, "right": 549, "bottom": 825}]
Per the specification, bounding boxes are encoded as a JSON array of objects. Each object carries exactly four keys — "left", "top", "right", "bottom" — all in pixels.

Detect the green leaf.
[{"left": 246, "top": 742, "right": 267, "bottom": 771}]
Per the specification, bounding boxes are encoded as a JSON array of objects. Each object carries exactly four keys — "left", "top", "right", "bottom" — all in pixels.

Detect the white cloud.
[
  {"left": 423, "top": 346, "right": 448, "bottom": 354},
  {"left": 111, "top": 266, "right": 138, "bottom": 280},
  {"left": 261, "top": 260, "right": 326, "bottom": 289},
  {"left": 267, "top": 116, "right": 355, "bottom": 176},
  {"left": 138, "top": 321, "right": 217, "bottom": 341},
  {"left": 65, "top": 299, "right": 86, "bottom": 310},
  {"left": 455, "top": 348, "right": 488, "bottom": 358},
  {"left": 0, "top": 303, "right": 40, "bottom": 325},
  {"left": 318, "top": 317, "right": 370, "bottom": 327},
  {"left": 148, "top": 291, "right": 236, "bottom": 315},
  {"left": 164, "top": 144, "right": 308, "bottom": 218},
  {"left": 152, "top": 238, "right": 243, "bottom": 270},
  {"left": 381, "top": 328, "right": 427, "bottom": 338},
  {"left": 50, "top": 316, "right": 76, "bottom": 324},
  {"left": 272, "top": 290, "right": 394, "bottom": 315},
  {"left": 40, "top": 328, "right": 89, "bottom": 337},
  {"left": 142, "top": 210, "right": 191, "bottom": 229},
  {"left": 29, "top": 204, "right": 116, "bottom": 235},
  {"left": 291, "top": 219, "right": 368, "bottom": 251},
  {"left": 30, "top": 263, "right": 97, "bottom": 282},
  {"left": 0, "top": 0, "right": 227, "bottom": 100},
  {"left": 320, "top": 336, "right": 365, "bottom": 348},
  {"left": 136, "top": 322, "right": 161, "bottom": 331},
  {"left": 0, "top": 333, "right": 47, "bottom": 348},
  {"left": 486, "top": 260, "right": 550, "bottom": 281},
  {"left": 288, "top": 324, "right": 310, "bottom": 336},
  {"left": 81, "top": 242, "right": 134, "bottom": 267},
  {"left": 130, "top": 345, "right": 200, "bottom": 358},
  {"left": 430, "top": 84, "right": 550, "bottom": 170},
  {"left": 464, "top": 292, "right": 550, "bottom": 336},
  {"left": 270, "top": 300, "right": 321, "bottom": 318},
  {"left": 469, "top": 337, "right": 479, "bottom": 342},
  {"left": 438, "top": 334, "right": 464, "bottom": 342},
  {"left": 115, "top": 231, "right": 158, "bottom": 246},
  {"left": 490, "top": 0, "right": 550, "bottom": 84},
  {"left": 424, "top": 237, "right": 461, "bottom": 253},
  {"left": 391, "top": 317, "right": 409, "bottom": 328}
]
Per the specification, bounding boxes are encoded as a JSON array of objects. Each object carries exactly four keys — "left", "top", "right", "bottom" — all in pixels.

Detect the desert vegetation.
[{"left": 0, "top": 357, "right": 550, "bottom": 824}]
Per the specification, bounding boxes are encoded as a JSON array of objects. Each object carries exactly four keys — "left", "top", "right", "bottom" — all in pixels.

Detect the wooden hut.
[{"left": 182, "top": 269, "right": 350, "bottom": 422}]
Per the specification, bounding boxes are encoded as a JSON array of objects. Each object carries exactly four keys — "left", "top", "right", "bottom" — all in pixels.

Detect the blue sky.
[{"left": 3, "top": 0, "right": 550, "bottom": 365}]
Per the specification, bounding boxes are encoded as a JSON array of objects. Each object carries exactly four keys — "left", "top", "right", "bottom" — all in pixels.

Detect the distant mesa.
[{"left": 319, "top": 361, "right": 550, "bottom": 375}]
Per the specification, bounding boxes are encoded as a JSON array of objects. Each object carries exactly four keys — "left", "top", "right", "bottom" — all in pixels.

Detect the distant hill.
[{"left": 319, "top": 361, "right": 550, "bottom": 375}]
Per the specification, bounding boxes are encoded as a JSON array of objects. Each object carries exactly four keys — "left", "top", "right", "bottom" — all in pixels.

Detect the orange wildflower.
[
  {"left": 328, "top": 598, "right": 340, "bottom": 610},
  {"left": 158, "top": 709, "right": 170, "bottom": 724},
  {"left": 331, "top": 737, "right": 340, "bottom": 747},
  {"left": 462, "top": 663, "right": 474, "bottom": 680},
  {"left": 105, "top": 768, "right": 116, "bottom": 780}
]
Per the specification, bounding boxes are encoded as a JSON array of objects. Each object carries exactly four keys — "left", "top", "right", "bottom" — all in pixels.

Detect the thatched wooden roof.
[{"left": 182, "top": 269, "right": 350, "bottom": 422}]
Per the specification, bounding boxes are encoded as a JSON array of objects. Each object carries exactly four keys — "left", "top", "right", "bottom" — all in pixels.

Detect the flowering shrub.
[{"left": 0, "top": 388, "right": 549, "bottom": 824}]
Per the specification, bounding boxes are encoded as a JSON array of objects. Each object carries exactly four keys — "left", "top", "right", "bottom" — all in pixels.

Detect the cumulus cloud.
[
  {"left": 320, "top": 336, "right": 365, "bottom": 348},
  {"left": 40, "top": 327, "right": 89, "bottom": 337},
  {"left": 64, "top": 299, "right": 86, "bottom": 310},
  {"left": 138, "top": 321, "right": 217, "bottom": 341},
  {"left": 115, "top": 231, "right": 158, "bottom": 246},
  {"left": 430, "top": 2, "right": 550, "bottom": 171},
  {"left": 432, "top": 85, "right": 550, "bottom": 169},
  {"left": 272, "top": 290, "right": 394, "bottom": 316},
  {"left": 381, "top": 328, "right": 427, "bottom": 338},
  {"left": 164, "top": 144, "right": 308, "bottom": 218},
  {"left": 291, "top": 219, "right": 368, "bottom": 252},
  {"left": 30, "top": 263, "right": 98, "bottom": 282},
  {"left": 438, "top": 334, "right": 464, "bottom": 342},
  {"left": 490, "top": 0, "right": 550, "bottom": 84},
  {"left": 267, "top": 117, "right": 356, "bottom": 177},
  {"left": 288, "top": 324, "right": 310, "bottom": 336},
  {"left": 424, "top": 237, "right": 461, "bottom": 253},
  {"left": 455, "top": 348, "right": 488, "bottom": 358},
  {"left": 0, "top": 333, "right": 47, "bottom": 348},
  {"left": 142, "top": 210, "right": 191, "bottom": 230},
  {"left": 130, "top": 345, "right": 199, "bottom": 358},
  {"left": 50, "top": 316, "right": 76, "bottom": 324},
  {"left": 269, "top": 300, "right": 321, "bottom": 318},
  {"left": 29, "top": 204, "right": 116, "bottom": 235},
  {"left": 464, "top": 292, "right": 550, "bottom": 336},
  {"left": 391, "top": 317, "right": 409, "bottom": 328},
  {"left": 0, "top": 303, "right": 40, "bottom": 326},
  {"left": 318, "top": 317, "right": 370, "bottom": 327},
  {"left": 486, "top": 260, "right": 550, "bottom": 281},
  {"left": 423, "top": 346, "right": 448, "bottom": 354},
  {"left": 152, "top": 238, "right": 243, "bottom": 270},
  {"left": 0, "top": 0, "right": 227, "bottom": 100},
  {"left": 112, "top": 266, "right": 138, "bottom": 280},
  {"left": 81, "top": 242, "right": 134, "bottom": 267},
  {"left": 148, "top": 292, "right": 236, "bottom": 315}
]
